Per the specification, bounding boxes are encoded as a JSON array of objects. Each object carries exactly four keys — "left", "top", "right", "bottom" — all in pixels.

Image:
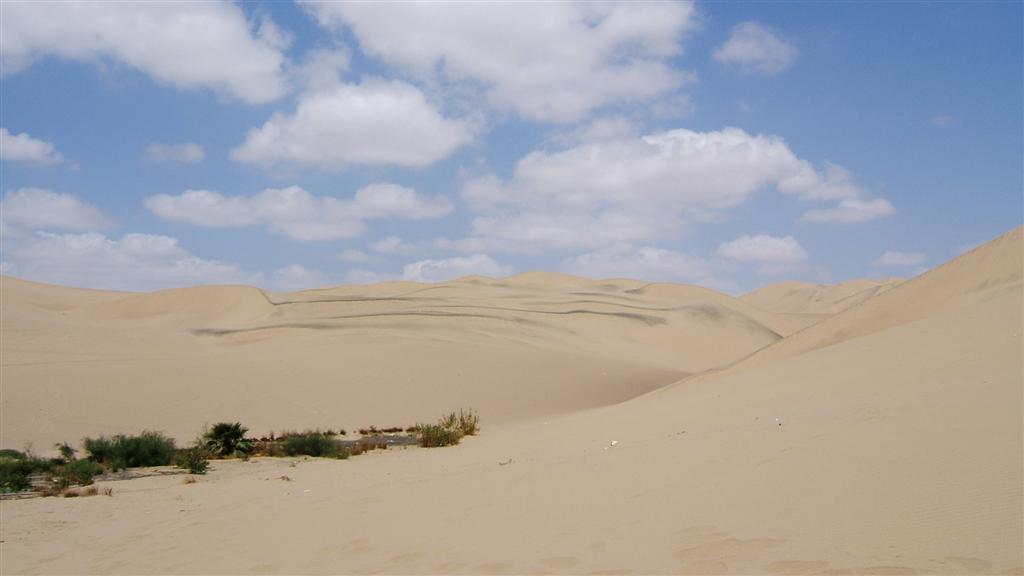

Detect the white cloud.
[
  {"left": 232, "top": 79, "right": 473, "bottom": 169},
  {"left": 1, "top": 231, "right": 257, "bottom": 291},
  {"left": 801, "top": 198, "right": 896, "bottom": 223},
  {"left": 717, "top": 234, "right": 808, "bottom": 264},
  {"left": 873, "top": 250, "right": 926, "bottom": 268},
  {"left": 146, "top": 183, "right": 452, "bottom": 242},
  {"left": 302, "top": 1, "right": 697, "bottom": 123},
  {"left": 402, "top": 254, "right": 511, "bottom": 282},
  {"left": 1, "top": 188, "right": 113, "bottom": 232},
  {"left": 370, "top": 236, "right": 417, "bottom": 255},
  {"left": 713, "top": 22, "right": 798, "bottom": 74},
  {"left": 567, "top": 244, "right": 722, "bottom": 287},
  {"left": 291, "top": 48, "right": 350, "bottom": 93},
  {"left": 269, "top": 264, "right": 330, "bottom": 291},
  {"left": 453, "top": 127, "right": 893, "bottom": 253},
  {"left": 1, "top": 2, "right": 288, "bottom": 104},
  {"left": 1, "top": 128, "right": 63, "bottom": 164},
  {"left": 144, "top": 143, "right": 205, "bottom": 164}
]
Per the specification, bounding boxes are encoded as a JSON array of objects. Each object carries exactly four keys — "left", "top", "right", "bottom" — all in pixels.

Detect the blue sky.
[{"left": 1, "top": 1, "right": 1021, "bottom": 293}]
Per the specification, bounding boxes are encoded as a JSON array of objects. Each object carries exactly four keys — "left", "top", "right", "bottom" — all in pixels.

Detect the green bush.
[
  {"left": 83, "top": 432, "right": 176, "bottom": 470},
  {"left": 202, "top": 422, "right": 253, "bottom": 458},
  {"left": 1, "top": 458, "right": 41, "bottom": 492},
  {"left": 175, "top": 448, "right": 210, "bottom": 474},
  {"left": 418, "top": 423, "right": 463, "bottom": 448},
  {"left": 83, "top": 436, "right": 116, "bottom": 464},
  {"left": 281, "top": 431, "right": 341, "bottom": 458},
  {"left": 57, "top": 459, "right": 101, "bottom": 487},
  {"left": 0, "top": 449, "right": 26, "bottom": 460}
]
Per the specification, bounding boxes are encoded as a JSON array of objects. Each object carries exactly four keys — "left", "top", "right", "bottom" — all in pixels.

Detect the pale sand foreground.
[{"left": 1, "top": 227, "right": 1021, "bottom": 574}]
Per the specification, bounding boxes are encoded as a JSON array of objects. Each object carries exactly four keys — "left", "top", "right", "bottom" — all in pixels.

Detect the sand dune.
[
  {"left": 742, "top": 278, "right": 903, "bottom": 315},
  {"left": 739, "top": 226, "right": 1022, "bottom": 367},
  {"left": 1, "top": 271, "right": 787, "bottom": 451},
  {"left": 2, "top": 227, "right": 1021, "bottom": 574}
]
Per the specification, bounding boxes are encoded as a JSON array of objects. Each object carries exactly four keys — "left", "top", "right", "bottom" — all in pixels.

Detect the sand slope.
[
  {"left": 1, "top": 272, "right": 788, "bottom": 450},
  {"left": 2, "top": 227, "right": 1021, "bottom": 574},
  {"left": 742, "top": 278, "right": 903, "bottom": 315},
  {"left": 740, "top": 226, "right": 1022, "bottom": 367}
]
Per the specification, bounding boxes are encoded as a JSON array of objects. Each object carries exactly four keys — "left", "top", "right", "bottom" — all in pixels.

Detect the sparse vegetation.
[
  {"left": 417, "top": 409, "right": 480, "bottom": 447},
  {"left": 281, "top": 431, "right": 343, "bottom": 458},
  {"left": 84, "top": 431, "right": 176, "bottom": 470},
  {"left": 1, "top": 410, "right": 480, "bottom": 496},
  {"left": 175, "top": 447, "right": 210, "bottom": 474},
  {"left": 418, "top": 423, "right": 463, "bottom": 447}
]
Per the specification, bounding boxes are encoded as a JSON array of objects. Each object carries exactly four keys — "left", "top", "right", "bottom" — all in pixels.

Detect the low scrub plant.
[
  {"left": 417, "top": 408, "right": 480, "bottom": 447},
  {"left": 84, "top": 431, "right": 176, "bottom": 470},
  {"left": 281, "top": 431, "right": 342, "bottom": 458},
  {"left": 417, "top": 423, "right": 462, "bottom": 448},
  {"left": 175, "top": 447, "right": 210, "bottom": 474}
]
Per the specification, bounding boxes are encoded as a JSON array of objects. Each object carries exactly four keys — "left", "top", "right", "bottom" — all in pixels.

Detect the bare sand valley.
[{"left": 1, "top": 227, "right": 1021, "bottom": 574}]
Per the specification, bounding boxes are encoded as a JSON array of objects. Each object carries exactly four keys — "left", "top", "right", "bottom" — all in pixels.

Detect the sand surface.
[{"left": 1, "top": 227, "right": 1021, "bottom": 574}]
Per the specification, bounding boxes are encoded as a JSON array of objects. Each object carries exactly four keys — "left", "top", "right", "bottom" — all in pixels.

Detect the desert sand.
[{"left": 1, "top": 226, "right": 1021, "bottom": 575}]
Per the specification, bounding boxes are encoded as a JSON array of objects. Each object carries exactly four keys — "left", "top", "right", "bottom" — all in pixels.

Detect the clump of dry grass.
[{"left": 183, "top": 476, "right": 198, "bottom": 485}]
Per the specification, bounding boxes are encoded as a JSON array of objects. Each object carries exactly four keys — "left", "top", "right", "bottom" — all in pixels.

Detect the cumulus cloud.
[
  {"left": 1, "top": 231, "right": 257, "bottom": 291},
  {"left": 452, "top": 127, "right": 893, "bottom": 253},
  {"left": 1, "top": 188, "right": 113, "bottom": 232},
  {"left": 713, "top": 22, "right": 798, "bottom": 74},
  {"left": 232, "top": 79, "right": 473, "bottom": 169},
  {"left": 402, "top": 254, "right": 511, "bottom": 282},
  {"left": 146, "top": 183, "right": 452, "bottom": 242},
  {"left": 302, "top": 1, "right": 697, "bottom": 123},
  {"left": 269, "top": 264, "right": 331, "bottom": 291},
  {"left": 1, "top": 2, "right": 288, "bottom": 104},
  {"left": 717, "top": 234, "right": 808, "bottom": 264},
  {"left": 144, "top": 143, "right": 205, "bottom": 164},
  {"left": 800, "top": 198, "right": 896, "bottom": 223},
  {"left": 567, "top": 244, "right": 723, "bottom": 287},
  {"left": 873, "top": 250, "right": 926, "bottom": 268},
  {"left": 0, "top": 128, "right": 63, "bottom": 164},
  {"left": 370, "top": 236, "right": 417, "bottom": 255}
]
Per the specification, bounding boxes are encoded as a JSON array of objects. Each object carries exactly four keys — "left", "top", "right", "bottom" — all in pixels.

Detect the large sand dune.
[
  {"left": 1, "top": 271, "right": 789, "bottom": 450},
  {"left": 2, "top": 226, "right": 1021, "bottom": 574}
]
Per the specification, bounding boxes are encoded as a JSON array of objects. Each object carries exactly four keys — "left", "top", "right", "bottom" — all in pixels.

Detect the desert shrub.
[
  {"left": 456, "top": 409, "right": 480, "bottom": 436},
  {"left": 59, "top": 459, "right": 101, "bottom": 486},
  {"left": 0, "top": 458, "right": 45, "bottom": 492},
  {"left": 282, "top": 431, "right": 340, "bottom": 458},
  {"left": 0, "top": 449, "right": 26, "bottom": 460},
  {"left": 418, "top": 423, "right": 462, "bottom": 448},
  {"left": 83, "top": 436, "right": 116, "bottom": 463},
  {"left": 202, "top": 422, "right": 253, "bottom": 458},
  {"left": 84, "top": 432, "right": 176, "bottom": 470},
  {"left": 175, "top": 447, "right": 210, "bottom": 474}
]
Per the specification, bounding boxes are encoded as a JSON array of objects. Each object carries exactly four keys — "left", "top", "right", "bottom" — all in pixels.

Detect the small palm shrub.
[
  {"left": 282, "top": 431, "right": 341, "bottom": 458},
  {"left": 0, "top": 457, "right": 50, "bottom": 493},
  {"left": 202, "top": 422, "right": 253, "bottom": 458}
]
